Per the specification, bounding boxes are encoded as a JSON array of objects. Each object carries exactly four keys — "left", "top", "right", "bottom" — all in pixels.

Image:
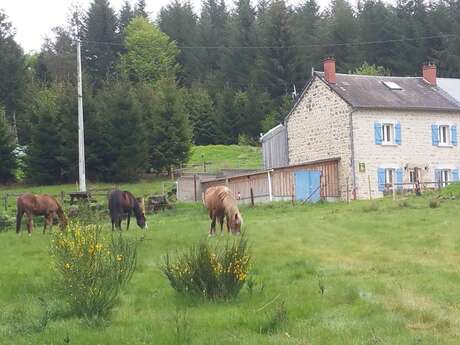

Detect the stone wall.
[
  {"left": 352, "top": 109, "right": 460, "bottom": 199},
  {"left": 286, "top": 77, "right": 353, "bottom": 198}
]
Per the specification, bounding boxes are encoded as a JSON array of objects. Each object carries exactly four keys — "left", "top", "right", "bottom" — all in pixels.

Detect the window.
[
  {"left": 382, "top": 81, "right": 402, "bottom": 90},
  {"left": 385, "top": 168, "right": 394, "bottom": 185},
  {"left": 440, "top": 169, "right": 449, "bottom": 187},
  {"left": 382, "top": 124, "right": 394, "bottom": 144},
  {"left": 439, "top": 125, "right": 449, "bottom": 145},
  {"left": 409, "top": 168, "right": 422, "bottom": 183}
]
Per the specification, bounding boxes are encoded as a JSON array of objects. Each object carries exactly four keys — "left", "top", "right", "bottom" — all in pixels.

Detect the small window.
[
  {"left": 409, "top": 168, "right": 421, "bottom": 184},
  {"left": 438, "top": 169, "right": 450, "bottom": 188},
  {"left": 382, "top": 81, "right": 402, "bottom": 90},
  {"left": 385, "top": 168, "right": 394, "bottom": 185},
  {"left": 382, "top": 123, "right": 394, "bottom": 144},
  {"left": 439, "top": 125, "right": 450, "bottom": 144}
]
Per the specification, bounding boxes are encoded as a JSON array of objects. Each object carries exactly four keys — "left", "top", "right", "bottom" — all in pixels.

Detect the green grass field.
[
  {"left": 188, "top": 145, "right": 262, "bottom": 171},
  {"left": 1, "top": 192, "right": 460, "bottom": 345}
]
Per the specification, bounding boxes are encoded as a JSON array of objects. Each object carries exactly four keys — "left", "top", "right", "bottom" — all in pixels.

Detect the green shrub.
[
  {"left": 0, "top": 212, "right": 15, "bottom": 232},
  {"left": 162, "top": 236, "right": 250, "bottom": 300},
  {"left": 50, "top": 222, "right": 137, "bottom": 318},
  {"left": 429, "top": 198, "right": 440, "bottom": 209},
  {"left": 398, "top": 199, "right": 410, "bottom": 208},
  {"left": 363, "top": 202, "right": 379, "bottom": 213}
]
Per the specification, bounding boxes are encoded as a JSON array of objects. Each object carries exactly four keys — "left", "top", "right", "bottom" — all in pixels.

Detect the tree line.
[{"left": 1, "top": 0, "right": 460, "bottom": 183}]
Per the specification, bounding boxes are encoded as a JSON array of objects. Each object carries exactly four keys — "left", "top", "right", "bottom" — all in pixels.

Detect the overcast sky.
[{"left": 1, "top": 0, "right": 336, "bottom": 53}]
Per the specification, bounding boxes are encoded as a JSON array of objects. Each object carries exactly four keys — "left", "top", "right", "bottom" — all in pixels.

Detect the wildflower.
[
  {"left": 116, "top": 254, "right": 124, "bottom": 262},
  {"left": 64, "top": 263, "right": 71, "bottom": 269}
]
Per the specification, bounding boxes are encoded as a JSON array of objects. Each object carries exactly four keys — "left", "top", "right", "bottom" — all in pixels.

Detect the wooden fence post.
[
  {"left": 368, "top": 176, "right": 372, "bottom": 200},
  {"left": 250, "top": 188, "right": 254, "bottom": 207},
  {"left": 392, "top": 181, "right": 396, "bottom": 201},
  {"left": 61, "top": 191, "right": 65, "bottom": 204},
  {"left": 3, "top": 193, "right": 7, "bottom": 211}
]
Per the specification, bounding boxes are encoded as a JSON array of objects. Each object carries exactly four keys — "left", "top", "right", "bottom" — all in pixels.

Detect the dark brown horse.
[
  {"left": 16, "top": 193, "right": 68, "bottom": 234},
  {"left": 108, "top": 190, "right": 147, "bottom": 231},
  {"left": 203, "top": 186, "right": 243, "bottom": 236}
]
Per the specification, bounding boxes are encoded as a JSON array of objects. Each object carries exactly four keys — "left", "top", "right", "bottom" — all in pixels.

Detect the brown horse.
[
  {"left": 203, "top": 186, "right": 243, "bottom": 235},
  {"left": 108, "top": 190, "right": 147, "bottom": 231},
  {"left": 16, "top": 193, "right": 68, "bottom": 234}
]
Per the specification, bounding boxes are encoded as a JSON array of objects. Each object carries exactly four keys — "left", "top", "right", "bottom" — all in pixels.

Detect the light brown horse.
[
  {"left": 203, "top": 186, "right": 243, "bottom": 235},
  {"left": 16, "top": 193, "right": 68, "bottom": 234}
]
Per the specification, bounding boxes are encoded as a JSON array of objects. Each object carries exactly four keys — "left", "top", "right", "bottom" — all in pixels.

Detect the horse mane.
[
  {"left": 216, "top": 187, "right": 241, "bottom": 220},
  {"left": 123, "top": 191, "right": 143, "bottom": 217}
]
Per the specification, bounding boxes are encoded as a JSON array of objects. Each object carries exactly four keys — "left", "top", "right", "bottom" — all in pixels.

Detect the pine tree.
[
  {"left": 81, "top": 0, "right": 120, "bottom": 87},
  {"left": 158, "top": 0, "right": 199, "bottom": 85},
  {"left": 93, "top": 81, "right": 148, "bottom": 181},
  {"left": 185, "top": 88, "right": 218, "bottom": 145},
  {"left": 0, "top": 10, "right": 25, "bottom": 118},
  {"left": 256, "top": 0, "right": 297, "bottom": 101},
  {"left": 321, "top": 0, "right": 360, "bottom": 73},
  {"left": 119, "top": 0, "right": 134, "bottom": 38},
  {"left": 134, "top": 0, "right": 148, "bottom": 18},
  {"left": 223, "top": 0, "right": 257, "bottom": 89},
  {"left": 142, "top": 79, "right": 191, "bottom": 172},
  {"left": 358, "top": 0, "right": 400, "bottom": 74},
  {"left": 291, "top": 0, "right": 321, "bottom": 84},
  {"left": 26, "top": 89, "right": 62, "bottom": 184},
  {"left": 0, "top": 106, "right": 16, "bottom": 182},
  {"left": 198, "top": 0, "right": 228, "bottom": 83}
]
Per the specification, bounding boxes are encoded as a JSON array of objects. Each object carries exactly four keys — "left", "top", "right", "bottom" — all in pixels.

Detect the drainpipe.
[
  {"left": 349, "top": 109, "right": 357, "bottom": 199},
  {"left": 267, "top": 169, "right": 274, "bottom": 202}
]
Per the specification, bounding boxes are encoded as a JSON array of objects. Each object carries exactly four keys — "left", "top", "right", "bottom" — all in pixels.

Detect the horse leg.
[
  {"left": 44, "top": 213, "right": 53, "bottom": 234},
  {"left": 118, "top": 216, "right": 122, "bottom": 231},
  {"left": 226, "top": 216, "right": 230, "bottom": 234},
  {"left": 219, "top": 215, "right": 224, "bottom": 235},
  {"left": 126, "top": 212, "right": 131, "bottom": 231},
  {"left": 16, "top": 209, "right": 23, "bottom": 234},
  {"left": 26, "top": 212, "right": 33, "bottom": 235},
  {"left": 210, "top": 213, "right": 216, "bottom": 236}
]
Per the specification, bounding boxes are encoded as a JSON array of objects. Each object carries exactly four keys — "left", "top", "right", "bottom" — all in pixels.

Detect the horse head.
[
  {"left": 135, "top": 197, "right": 148, "bottom": 229},
  {"left": 229, "top": 212, "right": 243, "bottom": 234}
]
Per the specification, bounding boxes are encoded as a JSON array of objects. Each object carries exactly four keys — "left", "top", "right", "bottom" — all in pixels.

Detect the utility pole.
[{"left": 77, "top": 40, "right": 87, "bottom": 192}]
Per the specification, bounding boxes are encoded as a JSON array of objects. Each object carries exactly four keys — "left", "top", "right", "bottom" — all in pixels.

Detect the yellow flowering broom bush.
[
  {"left": 162, "top": 236, "right": 250, "bottom": 300},
  {"left": 50, "top": 222, "right": 137, "bottom": 317}
]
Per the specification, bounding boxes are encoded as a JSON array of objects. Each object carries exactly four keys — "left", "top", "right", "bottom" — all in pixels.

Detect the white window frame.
[
  {"left": 382, "top": 123, "right": 394, "bottom": 144},
  {"left": 385, "top": 168, "right": 394, "bottom": 186},
  {"left": 438, "top": 125, "right": 450, "bottom": 146},
  {"left": 440, "top": 169, "right": 450, "bottom": 187}
]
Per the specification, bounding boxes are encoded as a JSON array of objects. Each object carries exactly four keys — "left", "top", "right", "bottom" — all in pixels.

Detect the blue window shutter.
[
  {"left": 374, "top": 122, "right": 382, "bottom": 145},
  {"left": 451, "top": 125, "right": 457, "bottom": 146},
  {"left": 378, "top": 168, "right": 385, "bottom": 192},
  {"left": 432, "top": 124, "right": 439, "bottom": 145},
  {"left": 452, "top": 169, "right": 459, "bottom": 182},
  {"left": 395, "top": 122, "right": 401, "bottom": 145},
  {"left": 396, "top": 168, "right": 404, "bottom": 190}
]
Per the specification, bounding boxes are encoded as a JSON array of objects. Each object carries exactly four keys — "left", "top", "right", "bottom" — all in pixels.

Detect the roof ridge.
[{"left": 317, "top": 71, "right": 420, "bottom": 79}]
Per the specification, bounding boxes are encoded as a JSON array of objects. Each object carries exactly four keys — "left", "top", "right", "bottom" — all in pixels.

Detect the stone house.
[{"left": 281, "top": 58, "right": 460, "bottom": 199}]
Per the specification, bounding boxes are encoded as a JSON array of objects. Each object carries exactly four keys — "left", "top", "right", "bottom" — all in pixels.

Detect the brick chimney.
[
  {"left": 323, "top": 57, "right": 336, "bottom": 84},
  {"left": 422, "top": 62, "right": 436, "bottom": 86}
]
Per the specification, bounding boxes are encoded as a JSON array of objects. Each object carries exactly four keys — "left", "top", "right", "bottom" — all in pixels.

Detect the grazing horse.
[
  {"left": 108, "top": 190, "right": 147, "bottom": 231},
  {"left": 16, "top": 193, "right": 68, "bottom": 234},
  {"left": 203, "top": 186, "right": 243, "bottom": 235}
]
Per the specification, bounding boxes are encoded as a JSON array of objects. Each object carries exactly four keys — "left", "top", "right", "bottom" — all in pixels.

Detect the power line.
[{"left": 79, "top": 32, "right": 460, "bottom": 50}]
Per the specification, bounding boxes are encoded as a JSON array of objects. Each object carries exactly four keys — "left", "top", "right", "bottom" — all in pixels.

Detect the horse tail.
[{"left": 57, "top": 202, "right": 68, "bottom": 229}]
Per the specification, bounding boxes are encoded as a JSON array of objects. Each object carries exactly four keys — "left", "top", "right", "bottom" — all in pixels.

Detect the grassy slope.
[
  {"left": 188, "top": 145, "right": 262, "bottom": 170},
  {"left": 1, "top": 195, "right": 460, "bottom": 344}
]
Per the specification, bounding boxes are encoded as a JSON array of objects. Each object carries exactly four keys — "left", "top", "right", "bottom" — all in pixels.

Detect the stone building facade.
[
  {"left": 283, "top": 58, "right": 460, "bottom": 200},
  {"left": 286, "top": 77, "right": 353, "bottom": 198}
]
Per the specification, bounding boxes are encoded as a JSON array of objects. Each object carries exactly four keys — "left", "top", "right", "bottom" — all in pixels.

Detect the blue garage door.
[{"left": 294, "top": 170, "right": 321, "bottom": 202}]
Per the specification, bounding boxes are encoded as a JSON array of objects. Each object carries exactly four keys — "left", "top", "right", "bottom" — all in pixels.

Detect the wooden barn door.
[{"left": 294, "top": 171, "right": 321, "bottom": 202}]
